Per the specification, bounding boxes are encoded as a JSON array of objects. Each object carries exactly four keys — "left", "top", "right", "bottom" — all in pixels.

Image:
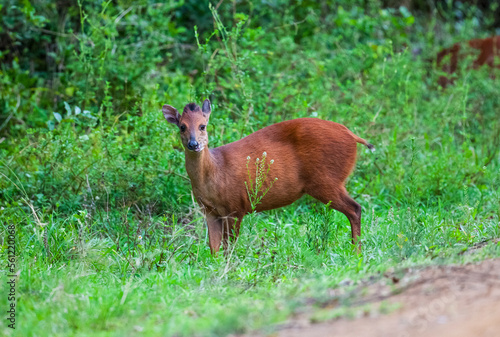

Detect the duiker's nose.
[{"left": 187, "top": 140, "right": 199, "bottom": 151}]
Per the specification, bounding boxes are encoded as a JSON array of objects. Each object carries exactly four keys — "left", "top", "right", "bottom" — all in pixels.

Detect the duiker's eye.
[
  {"left": 200, "top": 125, "right": 206, "bottom": 131},
  {"left": 180, "top": 125, "right": 186, "bottom": 132}
]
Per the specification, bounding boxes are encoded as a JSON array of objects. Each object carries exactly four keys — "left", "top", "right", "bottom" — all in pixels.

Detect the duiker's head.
[{"left": 162, "top": 99, "right": 211, "bottom": 153}]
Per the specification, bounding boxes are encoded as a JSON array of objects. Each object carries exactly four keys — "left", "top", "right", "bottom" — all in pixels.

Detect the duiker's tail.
[
  {"left": 356, "top": 137, "right": 374, "bottom": 150},
  {"left": 346, "top": 128, "right": 374, "bottom": 150}
]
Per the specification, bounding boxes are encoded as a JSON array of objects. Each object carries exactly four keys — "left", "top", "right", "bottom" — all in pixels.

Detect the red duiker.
[
  {"left": 163, "top": 100, "right": 373, "bottom": 254},
  {"left": 437, "top": 36, "right": 500, "bottom": 87}
]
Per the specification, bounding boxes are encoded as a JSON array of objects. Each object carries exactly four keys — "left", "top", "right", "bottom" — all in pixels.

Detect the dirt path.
[{"left": 255, "top": 258, "right": 500, "bottom": 337}]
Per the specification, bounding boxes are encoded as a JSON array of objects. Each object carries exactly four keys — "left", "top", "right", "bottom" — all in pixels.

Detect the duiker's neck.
[{"left": 184, "top": 147, "right": 217, "bottom": 186}]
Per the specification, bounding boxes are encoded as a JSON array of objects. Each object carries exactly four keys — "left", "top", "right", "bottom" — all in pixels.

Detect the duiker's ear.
[
  {"left": 162, "top": 105, "right": 180, "bottom": 125},
  {"left": 201, "top": 99, "right": 211, "bottom": 119}
]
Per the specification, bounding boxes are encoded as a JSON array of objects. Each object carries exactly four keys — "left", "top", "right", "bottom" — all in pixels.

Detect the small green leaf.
[
  {"left": 64, "top": 102, "right": 72, "bottom": 115},
  {"left": 53, "top": 112, "right": 62, "bottom": 122}
]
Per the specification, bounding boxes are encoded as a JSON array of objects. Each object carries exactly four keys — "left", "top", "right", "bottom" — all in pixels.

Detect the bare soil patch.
[{"left": 253, "top": 258, "right": 500, "bottom": 337}]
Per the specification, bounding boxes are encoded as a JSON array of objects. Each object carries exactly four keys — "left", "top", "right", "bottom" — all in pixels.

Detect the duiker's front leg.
[
  {"left": 220, "top": 216, "right": 243, "bottom": 253},
  {"left": 206, "top": 213, "right": 223, "bottom": 255}
]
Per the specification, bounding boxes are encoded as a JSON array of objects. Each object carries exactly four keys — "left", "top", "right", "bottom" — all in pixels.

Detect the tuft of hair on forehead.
[{"left": 183, "top": 103, "right": 201, "bottom": 114}]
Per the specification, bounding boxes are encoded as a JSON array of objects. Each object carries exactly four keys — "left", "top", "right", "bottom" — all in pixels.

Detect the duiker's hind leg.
[{"left": 307, "top": 185, "right": 362, "bottom": 248}]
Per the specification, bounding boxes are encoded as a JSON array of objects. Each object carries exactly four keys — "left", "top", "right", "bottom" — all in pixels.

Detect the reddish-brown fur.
[
  {"left": 437, "top": 36, "right": 500, "bottom": 87},
  {"left": 163, "top": 100, "right": 373, "bottom": 254}
]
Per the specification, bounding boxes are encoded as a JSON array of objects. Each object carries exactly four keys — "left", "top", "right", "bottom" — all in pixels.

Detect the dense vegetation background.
[{"left": 1, "top": 1, "right": 499, "bottom": 336}]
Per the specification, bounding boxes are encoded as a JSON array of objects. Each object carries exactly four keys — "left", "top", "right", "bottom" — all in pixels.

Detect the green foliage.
[
  {"left": 306, "top": 202, "right": 338, "bottom": 254},
  {"left": 1, "top": 1, "right": 500, "bottom": 336}
]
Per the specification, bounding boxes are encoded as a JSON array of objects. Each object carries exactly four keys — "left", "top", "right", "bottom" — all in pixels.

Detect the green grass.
[
  {"left": 1, "top": 2, "right": 500, "bottom": 336},
  {"left": 1, "top": 192, "right": 499, "bottom": 336}
]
